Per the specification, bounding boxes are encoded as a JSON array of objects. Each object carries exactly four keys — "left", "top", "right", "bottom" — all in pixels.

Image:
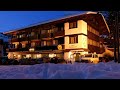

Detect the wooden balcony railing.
[
  {"left": 53, "top": 31, "right": 64, "bottom": 38},
  {"left": 11, "top": 38, "right": 18, "bottom": 42},
  {"left": 7, "top": 47, "right": 29, "bottom": 52},
  {"left": 35, "top": 44, "right": 64, "bottom": 51}
]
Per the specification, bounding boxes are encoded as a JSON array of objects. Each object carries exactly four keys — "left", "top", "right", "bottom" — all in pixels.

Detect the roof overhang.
[{"left": 3, "top": 11, "right": 110, "bottom": 35}]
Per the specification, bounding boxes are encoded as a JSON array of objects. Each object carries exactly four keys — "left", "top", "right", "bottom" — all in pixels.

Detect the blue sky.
[{"left": 0, "top": 11, "right": 87, "bottom": 33}]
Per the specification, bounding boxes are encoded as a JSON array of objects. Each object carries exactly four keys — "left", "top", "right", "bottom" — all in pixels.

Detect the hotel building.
[{"left": 4, "top": 11, "right": 110, "bottom": 61}]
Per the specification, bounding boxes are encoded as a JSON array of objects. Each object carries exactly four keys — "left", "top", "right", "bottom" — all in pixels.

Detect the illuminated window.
[
  {"left": 69, "top": 21, "right": 77, "bottom": 29},
  {"left": 44, "top": 41, "right": 47, "bottom": 46},
  {"left": 36, "top": 54, "right": 42, "bottom": 58},
  {"left": 22, "top": 43, "right": 26, "bottom": 48},
  {"left": 53, "top": 40, "right": 58, "bottom": 45},
  {"left": 89, "top": 39, "right": 92, "bottom": 45},
  {"left": 41, "top": 41, "right": 46, "bottom": 46},
  {"left": 49, "top": 54, "right": 56, "bottom": 58},
  {"left": 15, "top": 44, "right": 18, "bottom": 48},
  {"left": 46, "top": 41, "right": 51, "bottom": 46},
  {"left": 26, "top": 54, "right": 31, "bottom": 58},
  {"left": 41, "top": 30, "right": 46, "bottom": 34},
  {"left": 69, "top": 35, "right": 78, "bottom": 44},
  {"left": 29, "top": 48, "right": 35, "bottom": 52},
  {"left": 31, "top": 32, "right": 35, "bottom": 36},
  {"left": 87, "top": 25, "right": 89, "bottom": 31},
  {"left": 31, "top": 42, "right": 35, "bottom": 47}
]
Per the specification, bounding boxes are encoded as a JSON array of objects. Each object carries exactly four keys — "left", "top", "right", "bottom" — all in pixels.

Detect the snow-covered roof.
[{"left": 4, "top": 11, "right": 110, "bottom": 34}]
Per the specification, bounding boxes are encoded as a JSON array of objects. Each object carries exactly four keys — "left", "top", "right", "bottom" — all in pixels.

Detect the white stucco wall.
[{"left": 64, "top": 20, "right": 88, "bottom": 50}]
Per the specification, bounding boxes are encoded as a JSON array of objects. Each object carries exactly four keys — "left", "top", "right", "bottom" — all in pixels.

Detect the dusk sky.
[{"left": 0, "top": 11, "right": 87, "bottom": 33}]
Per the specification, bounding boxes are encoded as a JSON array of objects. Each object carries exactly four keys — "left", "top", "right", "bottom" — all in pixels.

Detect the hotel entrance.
[
  {"left": 69, "top": 50, "right": 88, "bottom": 62},
  {"left": 70, "top": 53, "right": 81, "bottom": 62}
]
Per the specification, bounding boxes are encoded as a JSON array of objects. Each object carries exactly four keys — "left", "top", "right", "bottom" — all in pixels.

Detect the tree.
[{"left": 106, "top": 11, "right": 120, "bottom": 62}]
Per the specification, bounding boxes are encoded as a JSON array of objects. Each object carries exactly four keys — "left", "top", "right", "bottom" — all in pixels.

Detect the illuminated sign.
[{"left": 57, "top": 45, "right": 62, "bottom": 50}]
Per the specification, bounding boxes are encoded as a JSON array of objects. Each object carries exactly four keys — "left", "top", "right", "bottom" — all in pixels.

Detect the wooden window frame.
[
  {"left": 69, "top": 21, "right": 77, "bottom": 29},
  {"left": 69, "top": 35, "right": 78, "bottom": 44}
]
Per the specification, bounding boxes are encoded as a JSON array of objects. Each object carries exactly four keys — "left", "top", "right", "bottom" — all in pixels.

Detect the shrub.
[
  {"left": 102, "top": 52, "right": 114, "bottom": 62},
  {"left": 58, "top": 59, "right": 66, "bottom": 64},
  {"left": 19, "top": 59, "right": 31, "bottom": 65},
  {"left": 33, "top": 58, "right": 43, "bottom": 64},
  {"left": 50, "top": 57, "right": 58, "bottom": 64},
  {"left": 43, "top": 57, "right": 50, "bottom": 63},
  {"left": 0, "top": 57, "right": 9, "bottom": 65}
]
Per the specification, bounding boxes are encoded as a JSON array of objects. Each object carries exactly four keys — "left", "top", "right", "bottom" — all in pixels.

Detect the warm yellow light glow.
[
  {"left": 29, "top": 48, "right": 35, "bottom": 52},
  {"left": 68, "top": 51, "right": 72, "bottom": 59},
  {"left": 57, "top": 45, "right": 62, "bottom": 50},
  {"left": 26, "top": 54, "right": 31, "bottom": 58},
  {"left": 36, "top": 54, "right": 42, "bottom": 58},
  {"left": 49, "top": 54, "right": 56, "bottom": 58},
  {"left": 18, "top": 55, "right": 21, "bottom": 58}
]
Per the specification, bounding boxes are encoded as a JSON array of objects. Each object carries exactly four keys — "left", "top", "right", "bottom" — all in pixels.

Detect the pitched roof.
[{"left": 4, "top": 11, "right": 110, "bottom": 34}]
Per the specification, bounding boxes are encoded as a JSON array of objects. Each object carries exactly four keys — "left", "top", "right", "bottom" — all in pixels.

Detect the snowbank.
[{"left": 0, "top": 61, "right": 120, "bottom": 79}]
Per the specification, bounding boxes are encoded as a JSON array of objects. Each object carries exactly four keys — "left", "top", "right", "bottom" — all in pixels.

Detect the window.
[
  {"left": 44, "top": 41, "right": 47, "bottom": 46},
  {"left": 89, "top": 39, "right": 92, "bottom": 45},
  {"left": 35, "top": 42, "right": 40, "bottom": 46},
  {"left": 31, "top": 42, "right": 35, "bottom": 47},
  {"left": 48, "top": 29, "right": 54, "bottom": 33},
  {"left": 69, "top": 21, "right": 77, "bottom": 29},
  {"left": 88, "top": 38, "right": 90, "bottom": 44},
  {"left": 53, "top": 40, "right": 58, "bottom": 45},
  {"left": 41, "top": 41, "right": 47, "bottom": 46},
  {"left": 41, "top": 30, "right": 46, "bottom": 34},
  {"left": 69, "top": 35, "right": 78, "bottom": 44},
  {"left": 31, "top": 32, "right": 35, "bottom": 36},
  {"left": 46, "top": 41, "right": 52, "bottom": 46},
  {"left": 22, "top": 43, "right": 26, "bottom": 48}
]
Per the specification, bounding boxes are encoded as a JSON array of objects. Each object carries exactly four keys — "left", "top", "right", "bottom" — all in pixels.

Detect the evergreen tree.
[{"left": 106, "top": 11, "right": 120, "bottom": 62}]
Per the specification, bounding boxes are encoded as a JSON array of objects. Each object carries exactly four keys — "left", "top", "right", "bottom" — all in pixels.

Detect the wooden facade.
[{"left": 4, "top": 11, "right": 110, "bottom": 60}]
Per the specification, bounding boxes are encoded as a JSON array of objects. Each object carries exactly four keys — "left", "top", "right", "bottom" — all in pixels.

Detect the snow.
[{"left": 0, "top": 61, "right": 120, "bottom": 79}]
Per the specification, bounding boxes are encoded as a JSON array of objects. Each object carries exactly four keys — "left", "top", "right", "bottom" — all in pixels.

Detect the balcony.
[
  {"left": 35, "top": 44, "right": 64, "bottom": 51},
  {"left": 7, "top": 47, "right": 29, "bottom": 52},
  {"left": 53, "top": 31, "right": 64, "bottom": 38},
  {"left": 30, "top": 36, "right": 40, "bottom": 41},
  {"left": 6, "top": 48, "right": 18, "bottom": 52},
  {"left": 19, "top": 37, "right": 28, "bottom": 41},
  {"left": 11, "top": 38, "right": 18, "bottom": 42},
  {"left": 41, "top": 33, "right": 53, "bottom": 39}
]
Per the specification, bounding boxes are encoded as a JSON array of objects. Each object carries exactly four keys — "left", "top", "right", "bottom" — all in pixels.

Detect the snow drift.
[{"left": 0, "top": 61, "right": 120, "bottom": 79}]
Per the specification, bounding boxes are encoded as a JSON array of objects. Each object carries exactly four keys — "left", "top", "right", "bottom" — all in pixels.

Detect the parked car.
[{"left": 81, "top": 53, "right": 99, "bottom": 64}]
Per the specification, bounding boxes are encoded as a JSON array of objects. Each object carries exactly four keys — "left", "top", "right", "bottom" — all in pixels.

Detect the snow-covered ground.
[{"left": 0, "top": 61, "right": 120, "bottom": 79}]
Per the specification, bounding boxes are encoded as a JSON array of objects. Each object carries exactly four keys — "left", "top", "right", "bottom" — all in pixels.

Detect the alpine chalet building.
[{"left": 4, "top": 11, "right": 110, "bottom": 61}]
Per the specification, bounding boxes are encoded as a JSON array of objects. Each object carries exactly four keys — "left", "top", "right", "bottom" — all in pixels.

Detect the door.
[{"left": 74, "top": 53, "right": 80, "bottom": 62}]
